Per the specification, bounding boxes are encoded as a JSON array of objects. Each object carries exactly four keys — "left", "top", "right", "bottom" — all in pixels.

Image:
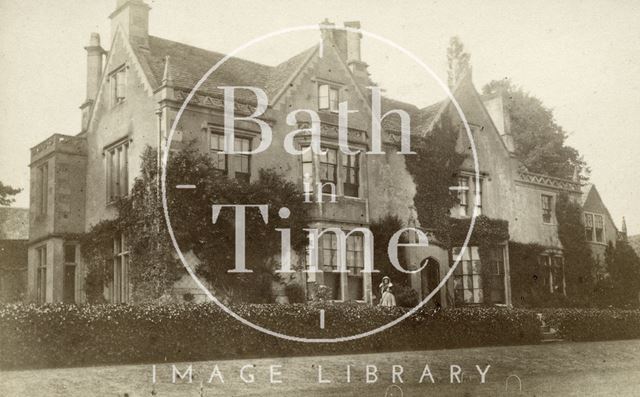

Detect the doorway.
[{"left": 421, "top": 257, "right": 441, "bottom": 308}]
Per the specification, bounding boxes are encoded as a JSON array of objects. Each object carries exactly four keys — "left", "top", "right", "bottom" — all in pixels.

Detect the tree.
[
  {"left": 482, "top": 78, "right": 588, "bottom": 180},
  {"left": 0, "top": 181, "right": 21, "bottom": 206},
  {"left": 555, "top": 193, "right": 594, "bottom": 297},
  {"left": 447, "top": 36, "right": 471, "bottom": 89},
  {"left": 608, "top": 239, "right": 640, "bottom": 306}
]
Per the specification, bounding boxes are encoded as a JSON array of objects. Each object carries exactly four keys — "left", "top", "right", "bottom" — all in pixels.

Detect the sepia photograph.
[{"left": 1, "top": 0, "right": 639, "bottom": 395}]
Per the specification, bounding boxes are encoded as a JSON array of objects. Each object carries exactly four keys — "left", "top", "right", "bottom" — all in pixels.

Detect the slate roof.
[
  {"left": 135, "top": 34, "right": 443, "bottom": 127},
  {"left": 139, "top": 36, "right": 316, "bottom": 104},
  {"left": 0, "top": 207, "right": 28, "bottom": 240}
]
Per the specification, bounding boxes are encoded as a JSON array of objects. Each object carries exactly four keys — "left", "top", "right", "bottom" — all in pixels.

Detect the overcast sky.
[{"left": 0, "top": 0, "right": 638, "bottom": 234}]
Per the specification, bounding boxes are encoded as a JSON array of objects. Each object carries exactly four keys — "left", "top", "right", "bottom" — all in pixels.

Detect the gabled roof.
[
  {"left": 581, "top": 183, "right": 618, "bottom": 234},
  {"left": 580, "top": 183, "right": 594, "bottom": 206},
  {"left": 135, "top": 34, "right": 423, "bottom": 117},
  {"left": 138, "top": 36, "right": 318, "bottom": 105}
]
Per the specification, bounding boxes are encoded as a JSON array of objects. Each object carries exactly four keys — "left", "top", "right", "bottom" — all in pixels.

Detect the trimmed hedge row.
[
  {"left": 0, "top": 303, "right": 540, "bottom": 370},
  {"left": 543, "top": 308, "right": 640, "bottom": 342}
]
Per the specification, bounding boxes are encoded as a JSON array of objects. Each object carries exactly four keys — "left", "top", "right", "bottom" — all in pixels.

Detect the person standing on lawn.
[{"left": 379, "top": 276, "right": 396, "bottom": 307}]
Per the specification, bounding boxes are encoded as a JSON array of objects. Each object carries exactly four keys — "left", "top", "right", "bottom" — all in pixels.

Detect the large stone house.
[{"left": 27, "top": 0, "right": 619, "bottom": 306}]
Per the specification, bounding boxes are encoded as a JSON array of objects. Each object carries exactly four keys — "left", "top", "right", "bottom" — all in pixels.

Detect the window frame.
[
  {"left": 232, "top": 136, "right": 251, "bottom": 183},
  {"left": 318, "top": 83, "right": 339, "bottom": 112},
  {"left": 454, "top": 174, "right": 484, "bottom": 217},
  {"left": 541, "top": 194, "right": 553, "bottom": 224},
  {"left": 584, "top": 212, "right": 605, "bottom": 243},
  {"left": 36, "top": 245, "right": 47, "bottom": 303},
  {"left": 342, "top": 152, "right": 360, "bottom": 198},
  {"left": 38, "top": 162, "right": 48, "bottom": 216},
  {"left": 452, "top": 246, "right": 484, "bottom": 304},
  {"left": 209, "top": 131, "right": 227, "bottom": 172},
  {"left": 105, "top": 139, "right": 129, "bottom": 204},
  {"left": 301, "top": 145, "right": 314, "bottom": 194},
  {"left": 539, "top": 254, "right": 565, "bottom": 294},
  {"left": 62, "top": 243, "right": 77, "bottom": 304},
  {"left": 314, "top": 230, "right": 366, "bottom": 302},
  {"left": 594, "top": 214, "right": 605, "bottom": 243},
  {"left": 112, "top": 233, "right": 130, "bottom": 304},
  {"left": 584, "top": 213, "right": 594, "bottom": 241},
  {"left": 318, "top": 147, "right": 338, "bottom": 195},
  {"left": 109, "top": 65, "right": 127, "bottom": 107}
]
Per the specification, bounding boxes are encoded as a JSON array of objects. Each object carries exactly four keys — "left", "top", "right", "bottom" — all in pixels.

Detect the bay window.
[
  {"left": 585, "top": 213, "right": 594, "bottom": 241},
  {"left": 594, "top": 214, "right": 604, "bottom": 242},
  {"left": 318, "top": 148, "right": 337, "bottom": 195},
  {"left": 452, "top": 246, "right": 506, "bottom": 305}
]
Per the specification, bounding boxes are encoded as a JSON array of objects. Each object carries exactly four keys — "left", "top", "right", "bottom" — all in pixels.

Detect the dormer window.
[
  {"left": 110, "top": 66, "right": 126, "bottom": 106},
  {"left": 318, "top": 84, "right": 339, "bottom": 112}
]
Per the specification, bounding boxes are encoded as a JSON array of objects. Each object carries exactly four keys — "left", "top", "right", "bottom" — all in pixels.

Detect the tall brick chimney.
[
  {"left": 80, "top": 33, "right": 105, "bottom": 132},
  {"left": 109, "top": 0, "right": 150, "bottom": 47}
]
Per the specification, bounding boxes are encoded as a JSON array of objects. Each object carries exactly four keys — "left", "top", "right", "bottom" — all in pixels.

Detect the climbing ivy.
[
  {"left": 508, "top": 241, "right": 547, "bottom": 307},
  {"left": 81, "top": 144, "right": 311, "bottom": 303},
  {"left": 555, "top": 192, "right": 595, "bottom": 297},
  {"left": 405, "top": 114, "right": 466, "bottom": 237}
]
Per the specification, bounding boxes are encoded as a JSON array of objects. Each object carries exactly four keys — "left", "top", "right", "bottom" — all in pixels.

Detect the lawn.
[{"left": 2, "top": 339, "right": 640, "bottom": 396}]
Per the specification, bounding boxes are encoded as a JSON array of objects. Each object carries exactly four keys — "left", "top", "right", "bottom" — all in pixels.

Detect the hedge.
[
  {"left": 0, "top": 303, "right": 540, "bottom": 370},
  {"left": 543, "top": 308, "right": 640, "bottom": 342}
]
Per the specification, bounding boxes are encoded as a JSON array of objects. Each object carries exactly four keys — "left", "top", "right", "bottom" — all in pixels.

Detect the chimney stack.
[
  {"left": 80, "top": 33, "right": 105, "bottom": 132},
  {"left": 343, "top": 21, "right": 369, "bottom": 83},
  {"left": 110, "top": 0, "right": 150, "bottom": 47},
  {"left": 344, "top": 21, "right": 361, "bottom": 63}
]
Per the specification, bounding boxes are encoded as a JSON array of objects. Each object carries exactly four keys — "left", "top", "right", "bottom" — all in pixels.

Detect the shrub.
[
  {"left": 543, "top": 308, "right": 640, "bottom": 342},
  {"left": 0, "top": 303, "right": 540, "bottom": 370},
  {"left": 182, "top": 292, "right": 195, "bottom": 302},
  {"left": 284, "top": 283, "right": 306, "bottom": 303},
  {"left": 394, "top": 285, "right": 420, "bottom": 307}
]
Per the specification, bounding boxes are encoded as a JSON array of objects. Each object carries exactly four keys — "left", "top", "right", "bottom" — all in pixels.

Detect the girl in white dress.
[{"left": 379, "top": 276, "right": 396, "bottom": 307}]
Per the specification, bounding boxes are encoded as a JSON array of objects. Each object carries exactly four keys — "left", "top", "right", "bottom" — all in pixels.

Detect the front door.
[{"left": 421, "top": 258, "right": 441, "bottom": 307}]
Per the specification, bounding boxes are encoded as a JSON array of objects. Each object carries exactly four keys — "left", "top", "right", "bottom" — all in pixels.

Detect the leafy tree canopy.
[
  {"left": 0, "top": 181, "right": 21, "bottom": 206},
  {"left": 482, "top": 78, "right": 588, "bottom": 180},
  {"left": 607, "top": 238, "right": 640, "bottom": 306}
]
